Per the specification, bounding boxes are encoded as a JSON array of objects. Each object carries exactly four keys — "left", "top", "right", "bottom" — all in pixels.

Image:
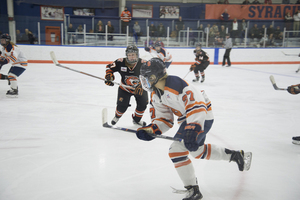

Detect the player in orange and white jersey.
[
  {"left": 136, "top": 58, "right": 252, "bottom": 200},
  {"left": 144, "top": 41, "right": 172, "bottom": 68},
  {"left": 0, "top": 33, "right": 28, "bottom": 97}
]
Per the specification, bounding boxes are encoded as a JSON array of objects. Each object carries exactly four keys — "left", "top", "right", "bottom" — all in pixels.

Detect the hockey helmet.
[
  {"left": 1, "top": 33, "right": 11, "bottom": 47},
  {"left": 154, "top": 41, "right": 162, "bottom": 53},
  {"left": 140, "top": 58, "right": 167, "bottom": 92},
  {"left": 125, "top": 45, "right": 139, "bottom": 64},
  {"left": 195, "top": 42, "right": 202, "bottom": 54}
]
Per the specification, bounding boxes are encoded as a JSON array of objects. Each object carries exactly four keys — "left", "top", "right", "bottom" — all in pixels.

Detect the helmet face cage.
[
  {"left": 140, "top": 58, "right": 166, "bottom": 92},
  {"left": 154, "top": 42, "right": 161, "bottom": 53},
  {"left": 1, "top": 33, "right": 11, "bottom": 47},
  {"left": 126, "top": 45, "right": 139, "bottom": 64}
]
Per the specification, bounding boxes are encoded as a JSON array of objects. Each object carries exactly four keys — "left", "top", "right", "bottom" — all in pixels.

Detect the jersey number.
[{"left": 182, "top": 90, "right": 195, "bottom": 106}]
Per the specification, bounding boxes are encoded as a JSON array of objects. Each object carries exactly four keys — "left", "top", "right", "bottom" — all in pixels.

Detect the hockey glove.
[
  {"left": 105, "top": 73, "right": 115, "bottom": 86},
  {"left": 183, "top": 123, "right": 202, "bottom": 151},
  {"left": 287, "top": 84, "right": 300, "bottom": 95},
  {"left": 144, "top": 47, "right": 150, "bottom": 52},
  {"left": 190, "top": 64, "right": 196, "bottom": 71},
  {"left": 134, "top": 82, "right": 144, "bottom": 96},
  {"left": 136, "top": 124, "right": 162, "bottom": 141}
]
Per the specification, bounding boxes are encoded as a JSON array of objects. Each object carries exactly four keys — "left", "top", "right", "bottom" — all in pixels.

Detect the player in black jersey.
[
  {"left": 105, "top": 45, "right": 148, "bottom": 126},
  {"left": 190, "top": 43, "right": 210, "bottom": 83}
]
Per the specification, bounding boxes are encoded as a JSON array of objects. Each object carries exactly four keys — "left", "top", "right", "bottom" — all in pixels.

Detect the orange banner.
[{"left": 205, "top": 4, "right": 300, "bottom": 20}]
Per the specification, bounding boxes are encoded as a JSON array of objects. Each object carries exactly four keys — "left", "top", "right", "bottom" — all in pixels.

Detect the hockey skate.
[
  {"left": 200, "top": 76, "right": 205, "bottom": 83},
  {"left": 111, "top": 116, "right": 119, "bottom": 125},
  {"left": 183, "top": 185, "right": 203, "bottom": 200},
  {"left": 292, "top": 136, "right": 300, "bottom": 145},
  {"left": 229, "top": 150, "right": 252, "bottom": 171},
  {"left": 6, "top": 87, "right": 18, "bottom": 97},
  {"left": 192, "top": 77, "right": 200, "bottom": 82},
  {"left": 132, "top": 119, "right": 146, "bottom": 127}
]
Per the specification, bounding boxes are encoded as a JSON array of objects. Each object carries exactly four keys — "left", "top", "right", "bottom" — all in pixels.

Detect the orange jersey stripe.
[
  {"left": 154, "top": 118, "right": 173, "bottom": 128},
  {"left": 195, "top": 145, "right": 207, "bottom": 159},
  {"left": 175, "top": 159, "right": 191, "bottom": 168},
  {"left": 164, "top": 86, "right": 179, "bottom": 95},
  {"left": 206, "top": 144, "right": 211, "bottom": 160},
  {"left": 169, "top": 151, "right": 189, "bottom": 158}
]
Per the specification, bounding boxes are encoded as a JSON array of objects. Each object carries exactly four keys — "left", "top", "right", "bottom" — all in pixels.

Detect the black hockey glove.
[
  {"left": 105, "top": 73, "right": 115, "bottom": 86},
  {"left": 190, "top": 64, "right": 196, "bottom": 71},
  {"left": 134, "top": 82, "right": 144, "bottom": 96},
  {"left": 184, "top": 123, "right": 202, "bottom": 151},
  {"left": 136, "top": 124, "right": 162, "bottom": 141},
  {"left": 287, "top": 84, "right": 300, "bottom": 95}
]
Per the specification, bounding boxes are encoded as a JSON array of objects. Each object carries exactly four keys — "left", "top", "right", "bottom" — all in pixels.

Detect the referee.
[{"left": 222, "top": 33, "right": 232, "bottom": 67}]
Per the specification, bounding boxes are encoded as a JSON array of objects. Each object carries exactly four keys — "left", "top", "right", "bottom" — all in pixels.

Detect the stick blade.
[
  {"left": 269, "top": 75, "right": 279, "bottom": 90},
  {"left": 50, "top": 51, "right": 59, "bottom": 65},
  {"left": 102, "top": 108, "right": 108, "bottom": 126}
]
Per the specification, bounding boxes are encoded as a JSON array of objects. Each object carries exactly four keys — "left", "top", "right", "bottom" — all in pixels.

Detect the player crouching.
[
  {"left": 190, "top": 43, "right": 209, "bottom": 83},
  {"left": 136, "top": 58, "right": 252, "bottom": 200}
]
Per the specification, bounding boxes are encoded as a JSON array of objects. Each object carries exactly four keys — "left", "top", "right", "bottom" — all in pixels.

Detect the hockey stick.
[
  {"left": 281, "top": 51, "right": 299, "bottom": 56},
  {"left": 269, "top": 75, "right": 287, "bottom": 90},
  {"left": 102, "top": 108, "right": 182, "bottom": 142},
  {"left": 49, "top": 51, "right": 134, "bottom": 90},
  {"left": 182, "top": 71, "right": 190, "bottom": 79}
]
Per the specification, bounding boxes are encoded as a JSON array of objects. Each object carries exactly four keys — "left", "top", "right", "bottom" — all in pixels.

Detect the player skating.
[
  {"left": 190, "top": 43, "right": 209, "bottom": 83},
  {"left": 0, "top": 33, "right": 27, "bottom": 97},
  {"left": 105, "top": 45, "right": 148, "bottom": 126},
  {"left": 136, "top": 58, "right": 252, "bottom": 200},
  {"left": 144, "top": 41, "right": 173, "bottom": 68},
  {"left": 287, "top": 84, "right": 300, "bottom": 145}
]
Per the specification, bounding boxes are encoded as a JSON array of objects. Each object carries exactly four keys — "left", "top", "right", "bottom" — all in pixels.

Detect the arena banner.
[{"left": 205, "top": 4, "right": 300, "bottom": 20}]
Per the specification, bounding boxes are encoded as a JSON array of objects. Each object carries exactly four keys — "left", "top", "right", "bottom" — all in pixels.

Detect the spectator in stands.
[
  {"left": 223, "top": 0, "right": 229, "bottom": 3},
  {"left": 264, "top": 0, "right": 272, "bottom": 4},
  {"left": 220, "top": 9, "right": 230, "bottom": 28},
  {"left": 96, "top": 20, "right": 104, "bottom": 34},
  {"left": 267, "top": 24, "right": 274, "bottom": 45},
  {"left": 144, "top": 38, "right": 154, "bottom": 47},
  {"left": 285, "top": 12, "right": 293, "bottom": 31},
  {"left": 259, "top": 24, "right": 266, "bottom": 38},
  {"left": 21, "top": 29, "right": 35, "bottom": 44},
  {"left": 149, "top": 22, "right": 157, "bottom": 37},
  {"left": 252, "top": 0, "right": 260, "bottom": 4},
  {"left": 204, "top": 24, "right": 211, "bottom": 39},
  {"left": 274, "top": 26, "right": 283, "bottom": 41},
  {"left": 293, "top": 10, "right": 300, "bottom": 36},
  {"left": 219, "top": 25, "right": 226, "bottom": 39},
  {"left": 282, "top": 0, "right": 290, "bottom": 3},
  {"left": 157, "top": 23, "right": 166, "bottom": 37},
  {"left": 230, "top": 18, "right": 239, "bottom": 38},
  {"left": 242, "top": 0, "right": 251, "bottom": 4},
  {"left": 240, "top": 18, "right": 247, "bottom": 38},
  {"left": 67, "top": 23, "right": 76, "bottom": 44},
  {"left": 133, "top": 21, "right": 142, "bottom": 44},
  {"left": 197, "top": 24, "right": 204, "bottom": 39},
  {"left": 175, "top": 16, "right": 185, "bottom": 41},
  {"left": 296, "top": 0, "right": 300, "bottom": 4},
  {"left": 107, "top": 21, "right": 114, "bottom": 41},
  {"left": 249, "top": 24, "right": 260, "bottom": 39},
  {"left": 76, "top": 25, "right": 84, "bottom": 40},
  {"left": 120, "top": 7, "right": 131, "bottom": 34},
  {"left": 16, "top": 30, "right": 22, "bottom": 43}
]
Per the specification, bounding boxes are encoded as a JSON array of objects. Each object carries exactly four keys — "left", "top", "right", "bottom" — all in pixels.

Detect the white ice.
[{"left": 0, "top": 62, "right": 299, "bottom": 200}]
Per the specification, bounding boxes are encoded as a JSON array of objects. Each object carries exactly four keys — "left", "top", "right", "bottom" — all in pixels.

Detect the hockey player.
[
  {"left": 144, "top": 41, "right": 172, "bottom": 68},
  {"left": 0, "top": 33, "right": 27, "bottom": 97},
  {"left": 287, "top": 83, "right": 300, "bottom": 145},
  {"left": 105, "top": 45, "right": 148, "bottom": 126},
  {"left": 136, "top": 58, "right": 252, "bottom": 200},
  {"left": 190, "top": 43, "right": 209, "bottom": 83}
]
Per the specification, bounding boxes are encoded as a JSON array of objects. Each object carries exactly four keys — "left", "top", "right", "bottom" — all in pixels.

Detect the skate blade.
[
  {"left": 243, "top": 152, "right": 252, "bottom": 171},
  {"left": 292, "top": 140, "right": 300, "bottom": 145}
]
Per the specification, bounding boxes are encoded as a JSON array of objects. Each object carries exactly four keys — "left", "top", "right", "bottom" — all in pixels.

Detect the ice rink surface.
[{"left": 0, "top": 62, "right": 299, "bottom": 200}]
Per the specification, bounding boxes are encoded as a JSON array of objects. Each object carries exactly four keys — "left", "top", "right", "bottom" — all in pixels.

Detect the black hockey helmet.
[
  {"left": 140, "top": 57, "right": 167, "bottom": 92},
  {"left": 154, "top": 41, "right": 162, "bottom": 53},
  {"left": 125, "top": 45, "right": 139, "bottom": 64},
  {"left": 1, "top": 33, "right": 11, "bottom": 47}
]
